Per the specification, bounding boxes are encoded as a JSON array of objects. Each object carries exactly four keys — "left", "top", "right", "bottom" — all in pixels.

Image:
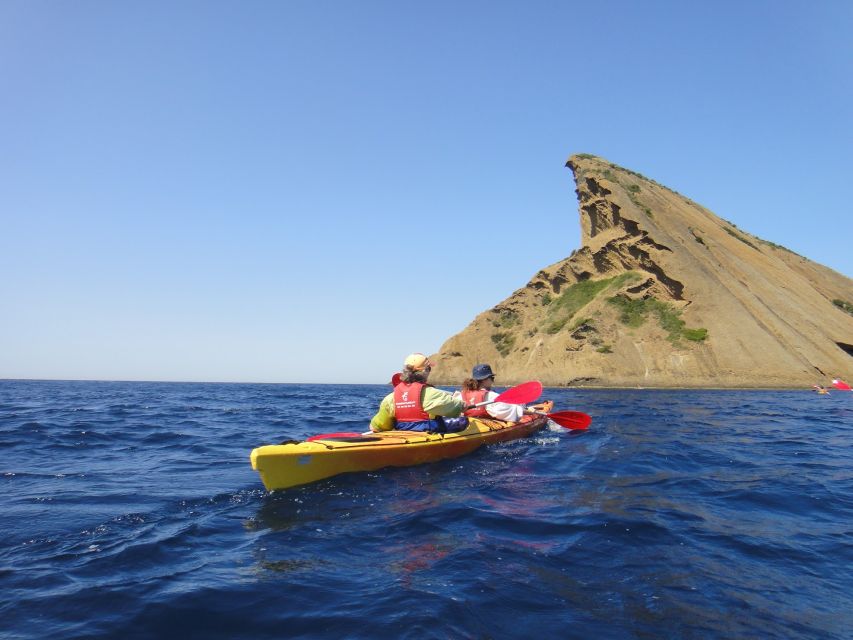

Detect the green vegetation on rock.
[
  {"left": 491, "top": 332, "right": 515, "bottom": 356},
  {"left": 571, "top": 317, "right": 594, "bottom": 330},
  {"left": 683, "top": 328, "right": 709, "bottom": 341},
  {"left": 492, "top": 309, "right": 519, "bottom": 329},
  {"left": 833, "top": 299, "right": 853, "bottom": 316},
  {"left": 543, "top": 272, "right": 641, "bottom": 334},
  {"left": 724, "top": 226, "right": 759, "bottom": 250},
  {"left": 622, "top": 181, "right": 652, "bottom": 219},
  {"left": 607, "top": 295, "right": 708, "bottom": 344},
  {"left": 689, "top": 227, "right": 706, "bottom": 246},
  {"left": 719, "top": 219, "right": 802, "bottom": 255},
  {"left": 759, "top": 239, "right": 802, "bottom": 257},
  {"left": 606, "top": 161, "right": 686, "bottom": 198},
  {"left": 711, "top": 218, "right": 802, "bottom": 256},
  {"left": 607, "top": 295, "right": 650, "bottom": 328}
]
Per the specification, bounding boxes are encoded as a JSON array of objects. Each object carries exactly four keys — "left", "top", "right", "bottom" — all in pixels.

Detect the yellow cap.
[{"left": 403, "top": 353, "right": 434, "bottom": 371}]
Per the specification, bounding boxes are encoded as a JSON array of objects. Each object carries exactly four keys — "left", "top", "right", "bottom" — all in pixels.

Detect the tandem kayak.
[{"left": 250, "top": 401, "right": 554, "bottom": 491}]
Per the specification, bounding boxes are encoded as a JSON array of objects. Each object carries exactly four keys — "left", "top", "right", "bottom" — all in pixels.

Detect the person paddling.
[
  {"left": 455, "top": 363, "right": 546, "bottom": 422},
  {"left": 370, "top": 353, "right": 468, "bottom": 433}
]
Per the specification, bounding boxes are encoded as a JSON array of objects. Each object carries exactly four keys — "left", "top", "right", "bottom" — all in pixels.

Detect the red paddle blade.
[
  {"left": 391, "top": 373, "right": 402, "bottom": 386},
  {"left": 832, "top": 379, "right": 851, "bottom": 391},
  {"left": 494, "top": 380, "right": 543, "bottom": 405},
  {"left": 546, "top": 411, "right": 591, "bottom": 430},
  {"left": 306, "top": 432, "right": 361, "bottom": 441}
]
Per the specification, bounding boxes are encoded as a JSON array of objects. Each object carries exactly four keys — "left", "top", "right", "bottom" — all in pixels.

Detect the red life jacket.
[
  {"left": 393, "top": 382, "right": 430, "bottom": 422},
  {"left": 462, "top": 389, "right": 489, "bottom": 417}
]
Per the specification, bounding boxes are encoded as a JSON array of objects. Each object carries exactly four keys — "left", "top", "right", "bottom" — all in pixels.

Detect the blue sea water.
[{"left": 1, "top": 380, "right": 851, "bottom": 639}]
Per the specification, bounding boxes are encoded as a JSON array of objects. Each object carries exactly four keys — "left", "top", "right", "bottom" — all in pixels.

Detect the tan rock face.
[{"left": 430, "top": 154, "right": 853, "bottom": 388}]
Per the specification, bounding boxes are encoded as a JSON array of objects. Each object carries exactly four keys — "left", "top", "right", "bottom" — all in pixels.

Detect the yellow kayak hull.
[{"left": 250, "top": 402, "right": 553, "bottom": 491}]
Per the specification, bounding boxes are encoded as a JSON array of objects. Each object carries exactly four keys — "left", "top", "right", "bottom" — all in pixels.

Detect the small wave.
[{"left": 3, "top": 382, "right": 852, "bottom": 640}]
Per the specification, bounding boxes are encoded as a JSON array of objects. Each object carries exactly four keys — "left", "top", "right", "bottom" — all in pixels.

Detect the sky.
[{"left": 1, "top": 1, "right": 851, "bottom": 384}]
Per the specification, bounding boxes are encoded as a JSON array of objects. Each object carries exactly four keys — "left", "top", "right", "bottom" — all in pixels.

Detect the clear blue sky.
[{"left": 2, "top": 1, "right": 851, "bottom": 383}]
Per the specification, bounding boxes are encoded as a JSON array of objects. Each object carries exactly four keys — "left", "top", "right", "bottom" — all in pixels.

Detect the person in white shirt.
[{"left": 454, "top": 363, "right": 526, "bottom": 422}]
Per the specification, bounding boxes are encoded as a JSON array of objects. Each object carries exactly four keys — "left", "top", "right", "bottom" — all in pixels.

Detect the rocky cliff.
[{"left": 430, "top": 154, "right": 853, "bottom": 388}]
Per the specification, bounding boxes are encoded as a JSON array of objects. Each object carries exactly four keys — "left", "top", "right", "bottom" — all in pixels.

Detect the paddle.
[
  {"left": 472, "top": 380, "right": 543, "bottom": 407},
  {"left": 305, "top": 380, "right": 544, "bottom": 441},
  {"left": 540, "top": 410, "right": 591, "bottom": 430},
  {"left": 307, "top": 408, "right": 592, "bottom": 440}
]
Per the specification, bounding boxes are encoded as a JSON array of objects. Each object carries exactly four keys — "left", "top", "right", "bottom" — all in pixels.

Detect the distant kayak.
[{"left": 250, "top": 401, "right": 554, "bottom": 491}]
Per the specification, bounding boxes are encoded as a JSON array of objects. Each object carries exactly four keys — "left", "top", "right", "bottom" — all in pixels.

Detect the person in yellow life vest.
[
  {"left": 455, "top": 363, "right": 546, "bottom": 422},
  {"left": 370, "top": 353, "right": 469, "bottom": 433}
]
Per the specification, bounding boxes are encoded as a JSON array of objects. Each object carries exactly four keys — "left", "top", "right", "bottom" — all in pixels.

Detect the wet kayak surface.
[{"left": 1, "top": 380, "right": 851, "bottom": 639}]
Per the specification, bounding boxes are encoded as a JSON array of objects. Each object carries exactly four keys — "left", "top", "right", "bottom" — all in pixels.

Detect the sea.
[{"left": 1, "top": 380, "right": 851, "bottom": 640}]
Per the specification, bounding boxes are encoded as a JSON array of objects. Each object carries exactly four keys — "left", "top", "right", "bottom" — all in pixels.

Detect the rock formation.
[{"left": 430, "top": 154, "right": 853, "bottom": 388}]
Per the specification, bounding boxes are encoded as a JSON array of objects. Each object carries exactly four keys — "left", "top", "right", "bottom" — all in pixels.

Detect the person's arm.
[
  {"left": 422, "top": 386, "right": 465, "bottom": 417},
  {"left": 484, "top": 390, "right": 524, "bottom": 422},
  {"left": 369, "top": 393, "right": 396, "bottom": 431}
]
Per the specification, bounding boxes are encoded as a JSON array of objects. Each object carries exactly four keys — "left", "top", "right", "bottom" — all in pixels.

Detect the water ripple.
[{"left": 1, "top": 381, "right": 852, "bottom": 639}]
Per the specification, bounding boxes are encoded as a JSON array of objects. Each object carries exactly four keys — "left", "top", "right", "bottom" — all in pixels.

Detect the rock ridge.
[{"left": 429, "top": 154, "right": 853, "bottom": 388}]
